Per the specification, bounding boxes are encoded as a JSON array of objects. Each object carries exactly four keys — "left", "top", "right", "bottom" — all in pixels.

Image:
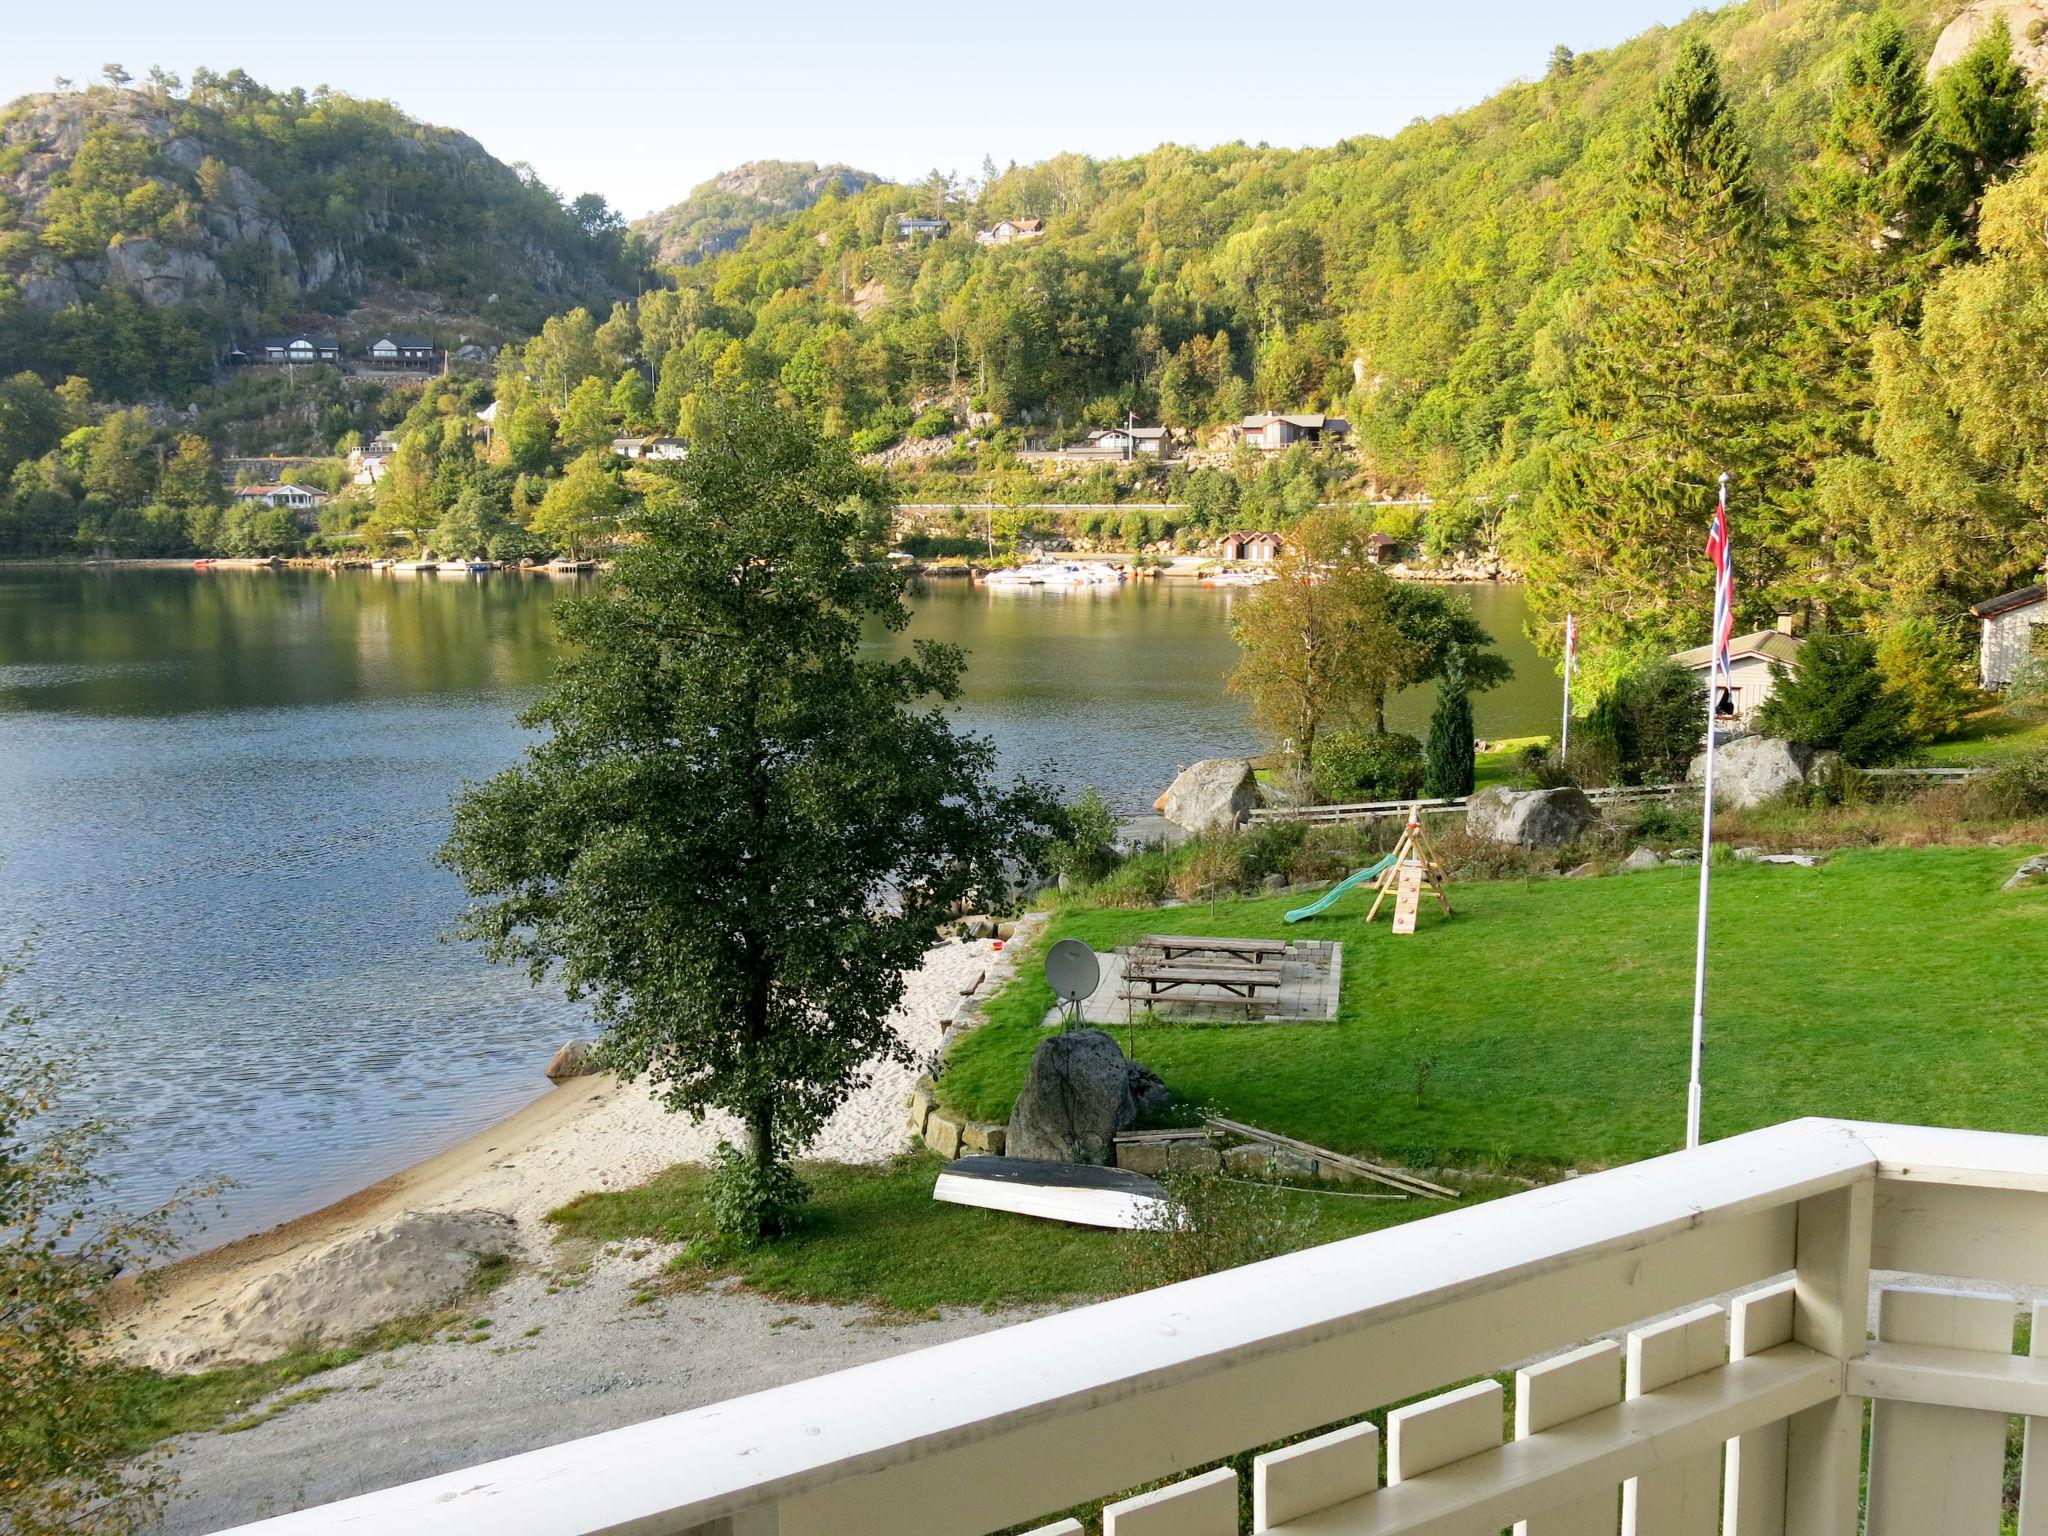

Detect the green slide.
[{"left": 1284, "top": 853, "right": 1399, "bottom": 924}]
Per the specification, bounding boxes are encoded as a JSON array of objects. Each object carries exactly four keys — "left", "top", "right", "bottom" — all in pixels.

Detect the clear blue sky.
[{"left": 7, "top": 1, "right": 1713, "bottom": 219}]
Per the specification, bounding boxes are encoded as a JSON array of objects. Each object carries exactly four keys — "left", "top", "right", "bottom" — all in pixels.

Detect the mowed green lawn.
[{"left": 941, "top": 846, "right": 2048, "bottom": 1172}]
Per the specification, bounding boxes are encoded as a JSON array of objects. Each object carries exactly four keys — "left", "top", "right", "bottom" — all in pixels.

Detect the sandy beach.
[{"left": 120, "top": 929, "right": 1032, "bottom": 1372}]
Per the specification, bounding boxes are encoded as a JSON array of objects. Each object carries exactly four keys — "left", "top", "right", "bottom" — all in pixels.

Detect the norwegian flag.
[
  {"left": 1705, "top": 476, "right": 1734, "bottom": 689},
  {"left": 1564, "top": 611, "right": 1578, "bottom": 663}
]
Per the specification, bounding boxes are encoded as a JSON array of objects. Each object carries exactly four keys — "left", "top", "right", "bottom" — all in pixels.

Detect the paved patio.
[{"left": 1052, "top": 939, "right": 1343, "bottom": 1028}]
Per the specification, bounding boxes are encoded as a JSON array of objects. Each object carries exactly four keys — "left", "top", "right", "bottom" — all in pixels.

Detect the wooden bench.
[
  {"left": 1115, "top": 986, "right": 1267, "bottom": 1021},
  {"left": 1137, "top": 934, "right": 1288, "bottom": 963},
  {"left": 1124, "top": 962, "right": 1283, "bottom": 998}
]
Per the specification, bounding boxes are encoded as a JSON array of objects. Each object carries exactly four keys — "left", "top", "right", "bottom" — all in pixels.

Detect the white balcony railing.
[{"left": 219, "top": 1118, "right": 2048, "bottom": 1535}]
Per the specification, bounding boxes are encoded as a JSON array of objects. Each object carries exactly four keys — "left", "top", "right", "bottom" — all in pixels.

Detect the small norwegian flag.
[
  {"left": 1705, "top": 476, "right": 1734, "bottom": 690},
  {"left": 1564, "top": 611, "right": 1578, "bottom": 663}
]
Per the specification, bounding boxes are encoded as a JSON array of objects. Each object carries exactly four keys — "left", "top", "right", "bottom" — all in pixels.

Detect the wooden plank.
[
  {"left": 1391, "top": 860, "right": 1423, "bottom": 935},
  {"left": 1262, "top": 1344, "right": 1839, "bottom": 1536},
  {"left": 1018, "top": 1523, "right": 1084, "bottom": 1536},
  {"left": 1255, "top": 1421, "right": 1380, "bottom": 1531},
  {"left": 1848, "top": 1340, "right": 2048, "bottom": 1414},
  {"left": 1784, "top": 1179, "right": 1872, "bottom": 1536},
  {"left": 932, "top": 1158, "right": 1171, "bottom": 1230},
  {"left": 1515, "top": 1340, "right": 1621, "bottom": 1536},
  {"left": 1103, "top": 1467, "right": 1237, "bottom": 1536},
  {"left": 1621, "top": 1304, "right": 1724, "bottom": 1536},
  {"left": 1389, "top": 1380, "right": 1503, "bottom": 1483},
  {"left": 2022, "top": 1300, "right": 2048, "bottom": 1536},
  {"left": 1139, "top": 934, "right": 1288, "bottom": 958},
  {"left": 1203, "top": 1115, "right": 1458, "bottom": 1200},
  {"left": 1865, "top": 1286, "right": 2011, "bottom": 1536},
  {"left": 1724, "top": 1282, "right": 1795, "bottom": 1536}
]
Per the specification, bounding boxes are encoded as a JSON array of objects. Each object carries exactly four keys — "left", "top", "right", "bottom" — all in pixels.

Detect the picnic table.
[
  {"left": 1122, "top": 963, "right": 1283, "bottom": 1000},
  {"left": 1137, "top": 934, "right": 1288, "bottom": 963}
]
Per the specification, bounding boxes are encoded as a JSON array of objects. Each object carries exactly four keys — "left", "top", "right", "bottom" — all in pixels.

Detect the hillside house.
[
  {"left": 1670, "top": 619, "right": 1804, "bottom": 721},
  {"left": 896, "top": 215, "right": 950, "bottom": 241},
  {"left": 1366, "top": 532, "right": 1399, "bottom": 565},
  {"left": 349, "top": 449, "right": 392, "bottom": 487},
  {"left": 260, "top": 335, "right": 342, "bottom": 365},
  {"left": 977, "top": 217, "right": 1045, "bottom": 246},
  {"left": 235, "top": 483, "right": 331, "bottom": 528},
  {"left": 1215, "top": 530, "right": 1286, "bottom": 563},
  {"left": 1236, "top": 412, "right": 1352, "bottom": 451},
  {"left": 611, "top": 436, "right": 689, "bottom": 462},
  {"left": 366, "top": 335, "right": 437, "bottom": 366},
  {"left": 1061, "top": 426, "right": 1171, "bottom": 461},
  {"left": 1969, "top": 581, "right": 2048, "bottom": 688}
]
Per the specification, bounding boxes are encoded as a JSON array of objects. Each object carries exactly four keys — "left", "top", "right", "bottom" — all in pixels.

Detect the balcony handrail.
[{"left": 214, "top": 1118, "right": 2048, "bottom": 1535}]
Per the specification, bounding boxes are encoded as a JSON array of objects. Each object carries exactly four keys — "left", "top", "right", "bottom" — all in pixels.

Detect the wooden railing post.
[{"left": 1783, "top": 1178, "right": 1872, "bottom": 1536}]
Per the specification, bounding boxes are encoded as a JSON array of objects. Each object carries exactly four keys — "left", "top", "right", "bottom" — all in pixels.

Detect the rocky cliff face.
[
  {"left": 1929, "top": 0, "right": 2048, "bottom": 83},
  {"left": 633, "top": 159, "right": 880, "bottom": 265},
  {"left": 0, "top": 86, "right": 629, "bottom": 331}
]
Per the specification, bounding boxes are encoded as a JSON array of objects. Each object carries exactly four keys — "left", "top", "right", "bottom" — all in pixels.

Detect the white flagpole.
[
  {"left": 1560, "top": 614, "right": 1574, "bottom": 758},
  {"left": 1687, "top": 476, "right": 1727, "bottom": 1151}
]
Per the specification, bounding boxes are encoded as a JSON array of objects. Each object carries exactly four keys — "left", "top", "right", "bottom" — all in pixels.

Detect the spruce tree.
[
  {"left": 1930, "top": 17, "right": 2037, "bottom": 235},
  {"left": 1527, "top": 40, "right": 1779, "bottom": 686},
  {"left": 1423, "top": 662, "right": 1476, "bottom": 799}
]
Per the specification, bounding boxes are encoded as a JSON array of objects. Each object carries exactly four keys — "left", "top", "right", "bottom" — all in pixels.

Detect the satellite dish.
[{"left": 1044, "top": 940, "right": 1102, "bottom": 1013}]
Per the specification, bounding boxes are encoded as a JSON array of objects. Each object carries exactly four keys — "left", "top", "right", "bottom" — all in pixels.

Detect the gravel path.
[{"left": 157, "top": 1247, "right": 1037, "bottom": 1533}]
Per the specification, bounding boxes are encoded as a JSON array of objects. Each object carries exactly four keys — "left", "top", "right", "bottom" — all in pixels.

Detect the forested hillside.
[
  {"left": 0, "top": 70, "right": 646, "bottom": 397},
  {"left": 634, "top": 161, "right": 880, "bottom": 266}
]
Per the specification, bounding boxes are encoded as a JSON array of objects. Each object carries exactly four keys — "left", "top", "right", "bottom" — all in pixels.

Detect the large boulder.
[
  {"left": 1158, "top": 758, "right": 1260, "bottom": 833},
  {"left": 544, "top": 1039, "right": 599, "bottom": 1082},
  {"left": 1930, "top": 1, "right": 2048, "bottom": 90},
  {"left": 1007, "top": 1029, "right": 1165, "bottom": 1164},
  {"left": 1688, "top": 735, "right": 1813, "bottom": 810},
  {"left": 1465, "top": 786, "right": 1600, "bottom": 848}
]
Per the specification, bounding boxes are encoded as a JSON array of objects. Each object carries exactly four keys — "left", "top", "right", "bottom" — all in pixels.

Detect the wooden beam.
[{"left": 1203, "top": 1115, "right": 1456, "bottom": 1199}]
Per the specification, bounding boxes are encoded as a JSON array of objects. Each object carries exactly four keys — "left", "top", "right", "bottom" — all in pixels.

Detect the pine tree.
[
  {"left": 1526, "top": 41, "right": 1779, "bottom": 687},
  {"left": 1929, "top": 17, "right": 2037, "bottom": 235},
  {"left": 1423, "top": 661, "right": 1476, "bottom": 799}
]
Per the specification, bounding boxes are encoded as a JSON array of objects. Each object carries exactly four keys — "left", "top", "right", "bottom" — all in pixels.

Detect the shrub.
[
  {"left": 1949, "top": 750, "right": 2048, "bottom": 820},
  {"left": 1576, "top": 663, "right": 1707, "bottom": 785},
  {"left": 1756, "top": 632, "right": 1913, "bottom": 765},
  {"left": 1312, "top": 730, "right": 1426, "bottom": 803},
  {"left": 910, "top": 406, "right": 957, "bottom": 440},
  {"left": 2006, "top": 654, "right": 2048, "bottom": 722},
  {"left": 1047, "top": 786, "right": 1120, "bottom": 886},
  {"left": 707, "top": 1143, "right": 810, "bottom": 1243},
  {"left": 1130, "top": 1168, "right": 1320, "bottom": 1290},
  {"left": 1093, "top": 850, "right": 1173, "bottom": 908},
  {"left": 848, "top": 425, "right": 901, "bottom": 455},
  {"left": 1238, "top": 819, "right": 1308, "bottom": 883},
  {"left": 1169, "top": 838, "right": 1246, "bottom": 902},
  {"left": 1874, "top": 618, "right": 1978, "bottom": 743},
  {"left": 1423, "top": 675, "right": 1475, "bottom": 798}
]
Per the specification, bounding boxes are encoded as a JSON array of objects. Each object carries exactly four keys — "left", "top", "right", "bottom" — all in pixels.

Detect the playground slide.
[{"left": 1283, "top": 853, "right": 1399, "bottom": 924}]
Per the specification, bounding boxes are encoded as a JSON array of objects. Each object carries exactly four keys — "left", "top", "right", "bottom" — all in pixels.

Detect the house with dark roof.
[
  {"left": 1060, "top": 426, "right": 1171, "bottom": 461},
  {"left": 1670, "top": 620, "right": 1805, "bottom": 722},
  {"left": 977, "top": 217, "right": 1045, "bottom": 246},
  {"left": 1968, "top": 580, "right": 2048, "bottom": 689},
  {"left": 1215, "top": 530, "right": 1287, "bottom": 563},
  {"left": 896, "top": 215, "right": 950, "bottom": 241},
  {"left": 1236, "top": 413, "right": 1352, "bottom": 451},
  {"left": 260, "top": 335, "right": 342, "bottom": 365},
  {"left": 366, "top": 336, "right": 437, "bottom": 366}
]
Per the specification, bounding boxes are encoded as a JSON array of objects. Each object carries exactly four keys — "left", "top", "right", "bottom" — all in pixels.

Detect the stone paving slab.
[{"left": 1049, "top": 938, "right": 1342, "bottom": 1028}]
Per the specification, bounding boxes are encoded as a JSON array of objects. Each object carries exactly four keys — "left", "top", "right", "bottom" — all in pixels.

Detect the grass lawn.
[
  {"left": 1474, "top": 735, "right": 1548, "bottom": 789},
  {"left": 547, "top": 1154, "right": 1461, "bottom": 1314},
  {"left": 940, "top": 845, "right": 2048, "bottom": 1174},
  {"left": 1923, "top": 709, "right": 2048, "bottom": 764}
]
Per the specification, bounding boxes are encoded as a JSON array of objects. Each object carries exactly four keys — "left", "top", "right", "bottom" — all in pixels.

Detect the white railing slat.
[
  {"left": 1621, "top": 1306, "right": 1725, "bottom": 1536},
  {"left": 2022, "top": 1300, "right": 2048, "bottom": 1536},
  {"left": 1783, "top": 1180, "right": 1872, "bottom": 1536},
  {"left": 1018, "top": 1523, "right": 1084, "bottom": 1536},
  {"left": 1864, "top": 1287, "right": 2013, "bottom": 1536},
  {"left": 1254, "top": 1421, "right": 1380, "bottom": 1531},
  {"left": 1102, "top": 1466, "right": 1238, "bottom": 1536},
  {"left": 1262, "top": 1345, "right": 1837, "bottom": 1536},
  {"left": 1723, "top": 1282, "right": 1795, "bottom": 1536},
  {"left": 1389, "top": 1380, "right": 1505, "bottom": 1483},
  {"left": 1514, "top": 1340, "right": 1622, "bottom": 1536}
]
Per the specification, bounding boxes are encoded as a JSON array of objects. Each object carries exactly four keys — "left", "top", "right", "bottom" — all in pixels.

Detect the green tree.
[
  {"left": 1423, "top": 661, "right": 1476, "bottom": 799},
  {"left": 503, "top": 397, "right": 556, "bottom": 475},
  {"left": 1523, "top": 40, "right": 1779, "bottom": 688},
  {"left": 0, "top": 374, "right": 65, "bottom": 475},
  {"left": 557, "top": 375, "right": 613, "bottom": 456},
  {"left": 440, "top": 392, "right": 1055, "bottom": 1237},
  {"left": 1929, "top": 17, "right": 2037, "bottom": 233},
  {"left": 1874, "top": 615, "right": 1977, "bottom": 743},
  {"left": 79, "top": 406, "right": 154, "bottom": 505},
  {"left": 156, "top": 433, "right": 220, "bottom": 509},
  {"left": 1755, "top": 631, "right": 1913, "bottom": 764},
  {"left": 530, "top": 451, "right": 627, "bottom": 557},
  {"left": 610, "top": 370, "right": 654, "bottom": 435}
]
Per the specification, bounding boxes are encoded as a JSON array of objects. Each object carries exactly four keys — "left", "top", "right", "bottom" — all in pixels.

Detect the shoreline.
[{"left": 115, "top": 931, "right": 1026, "bottom": 1370}]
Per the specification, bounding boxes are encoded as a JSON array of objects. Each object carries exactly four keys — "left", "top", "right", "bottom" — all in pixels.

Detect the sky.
[{"left": 7, "top": 1, "right": 1714, "bottom": 220}]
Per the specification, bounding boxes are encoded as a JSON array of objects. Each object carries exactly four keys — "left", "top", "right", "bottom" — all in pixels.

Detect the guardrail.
[
  {"left": 1249, "top": 782, "right": 1693, "bottom": 825},
  {"left": 220, "top": 1118, "right": 2048, "bottom": 1535}
]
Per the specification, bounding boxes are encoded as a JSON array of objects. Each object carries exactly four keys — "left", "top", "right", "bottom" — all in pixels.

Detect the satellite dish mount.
[{"left": 1042, "top": 940, "right": 1102, "bottom": 1032}]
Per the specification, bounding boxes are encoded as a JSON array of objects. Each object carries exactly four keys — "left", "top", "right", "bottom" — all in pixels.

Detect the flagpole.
[
  {"left": 1687, "top": 475, "right": 1728, "bottom": 1151},
  {"left": 1560, "top": 613, "right": 1574, "bottom": 759}
]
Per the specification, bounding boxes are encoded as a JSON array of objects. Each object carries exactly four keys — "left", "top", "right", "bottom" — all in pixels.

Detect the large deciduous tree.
[
  {"left": 440, "top": 391, "right": 1056, "bottom": 1237},
  {"left": 1527, "top": 41, "right": 1780, "bottom": 688}
]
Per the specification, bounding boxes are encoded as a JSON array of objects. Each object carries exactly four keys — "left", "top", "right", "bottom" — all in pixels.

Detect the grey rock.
[
  {"left": 1116, "top": 1141, "right": 1171, "bottom": 1176},
  {"left": 1158, "top": 758, "right": 1261, "bottom": 833},
  {"left": 1128, "top": 1061, "right": 1173, "bottom": 1119},
  {"left": 1689, "top": 735, "right": 1813, "bottom": 809},
  {"left": 107, "top": 236, "right": 221, "bottom": 306},
  {"left": 543, "top": 1039, "right": 598, "bottom": 1082},
  {"left": 1756, "top": 851, "right": 1824, "bottom": 868},
  {"left": 1006, "top": 1029, "right": 1164, "bottom": 1164},
  {"left": 926, "top": 1113, "right": 963, "bottom": 1159},
  {"left": 1733, "top": 846, "right": 1765, "bottom": 862},
  {"left": 962, "top": 1122, "right": 1007, "bottom": 1155},
  {"left": 1564, "top": 861, "right": 1600, "bottom": 879},
  {"left": 2004, "top": 854, "right": 2048, "bottom": 891},
  {"left": 1619, "top": 846, "right": 1666, "bottom": 873},
  {"left": 1465, "top": 785, "right": 1601, "bottom": 848}
]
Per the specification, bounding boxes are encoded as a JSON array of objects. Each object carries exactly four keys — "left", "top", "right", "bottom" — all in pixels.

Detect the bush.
[
  {"left": 1756, "top": 632, "right": 1913, "bottom": 765},
  {"left": 1949, "top": 750, "right": 2048, "bottom": 820},
  {"left": 1312, "top": 730, "right": 1426, "bottom": 803},
  {"left": 1169, "top": 838, "right": 1246, "bottom": 902},
  {"left": 910, "top": 406, "right": 957, "bottom": 440},
  {"left": 707, "top": 1143, "right": 810, "bottom": 1243},
  {"left": 1423, "top": 677, "right": 1475, "bottom": 798},
  {"left": 1093, "top": 850, "right": 1174, "bottom": 908},
  {"left": 1576, "top": 663, "right": 1707, "bottom": 785},
  {"left": 1047, "top": 786, "right": 1120, "bottom": 886},
  {"left": 848, "top": 425, "right": 901, "bottom": 455},
  {"left": 1875, "top": 618, "right": 1978, "bottom": 743},
  {"left": 1130, "top": 1168, "right": 1319, "bottom": 1290},
  {"left": 2006, "top": 654, "right": 2048, "bottom": 722}
]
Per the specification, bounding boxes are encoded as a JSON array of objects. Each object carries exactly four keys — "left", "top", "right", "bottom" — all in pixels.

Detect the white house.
[
  {"left": 1670, "top": 621, "right": 1804, "bottom": 721},
  {"left": 365, "top": 335, "right": 436, "bottom": 366},
  {"left": 976, "top": 216, "right": 1045, "bottom": 246},
  {"left": 611, "top": 436, "right": 688, "bottom": 462},
  {"left": 1061, "top": 426, "right": 1171, "bottom": 460},
  {"left": 1967, "top": 580, "right": 2046, "bottom": 688},
  {"left": 896, "top": 215, "right": 950, "bottom": 240},
  {"left": 235, "top": 483, "right": 330, "bottom": 513},
  {"left": 1214, "top": 530, "right": 1287, "bottom": 563}
]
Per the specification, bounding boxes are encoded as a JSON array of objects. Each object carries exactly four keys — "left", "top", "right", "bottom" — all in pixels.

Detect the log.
[{"left": 1202, "top": 1114, "right": 1458, "bottom": 1200}]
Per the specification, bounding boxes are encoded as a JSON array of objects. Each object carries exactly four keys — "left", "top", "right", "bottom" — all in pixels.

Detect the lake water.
[{"left": 0, "top": 567, "right": 1544, "bottom": 1244}]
